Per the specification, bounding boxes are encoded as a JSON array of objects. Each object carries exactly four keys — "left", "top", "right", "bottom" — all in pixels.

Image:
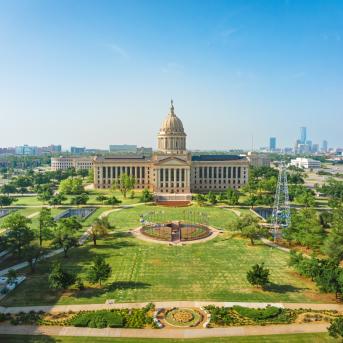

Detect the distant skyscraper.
[
  {"left": 322, "top": 140, "right": 328, "bottom": 153},
  {"left": 269, "top": 137, "right": 276, "bottom": 151},
  {"left": 300, "top": 127, "right": 307, "bottom": 144}
]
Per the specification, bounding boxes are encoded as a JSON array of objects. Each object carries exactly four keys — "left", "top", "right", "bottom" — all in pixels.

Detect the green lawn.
[
  {"left": 107, "top": 204, "right": 250, "bottom": 231},
  {"left": 0, "top": 333, "right": 338, "bottom": 343},
  {"left": 1, "top": 203, "right": 322, "bottom": 306}
]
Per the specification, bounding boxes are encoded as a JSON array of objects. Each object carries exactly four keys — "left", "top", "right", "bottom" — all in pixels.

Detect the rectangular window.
[
  {"left": 160, "top": 169, "right": 163, "bottom": 182},
  {"left": 117, "top": 166, "right": 121, "bottom": 177},
  {"left": 228, "top": 167, "right": 231, "bottom": 178},
  {"left": 209, "top": 167, "right": 212, "bottom": 178},
  {"left": 142, "top": 167, "right": 145, "bottom": 177},
  {"left": 107, "top": 167, "right": 111, "bottom": 178},
  {"left": 223, "top": 167, "right": 227, "bottom": 178},
  {"left": 102, "top": 167, "right": 106, "bottom": 178},
  {"left": 204, "top": 167, "right": 208, "bottom": 178},
  {"left": 238, "top": 167, "right": 241, "bottom": 178},
  {"left": 132, "top": 167, "right": 135, "bottom": 177},
  {"left": 171, "top": 168, "right": 174, "bottom": 180},
  {"left": 181, "top": 169, "right": 185, "bottom": 181},
  {"left": 199, "top": 167, "right": 203, "bottom": 178},
  {"left": 233, "top": 167, "right": 236, "bottom": 178},
  {"left": 214, "top": 167, "right": 217, "bottom": 178},
  {"left": 137, "top": 167, "right": 140, "bottom": 178},
  {"left": 176, "top": 169, "right": 180, "bottom": 182},
  {"left": 218, "top": 167, "right": 222, "bottom": 178}
]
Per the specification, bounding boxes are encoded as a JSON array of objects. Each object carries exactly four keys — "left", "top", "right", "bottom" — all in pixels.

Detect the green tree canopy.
[{"left": 87, "top": 256, "right": 112, "bottom": 286}]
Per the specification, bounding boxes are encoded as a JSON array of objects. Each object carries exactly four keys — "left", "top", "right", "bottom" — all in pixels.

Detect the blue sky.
[{"left": 0, "top": 0, "right": 342, "bottom": 150}]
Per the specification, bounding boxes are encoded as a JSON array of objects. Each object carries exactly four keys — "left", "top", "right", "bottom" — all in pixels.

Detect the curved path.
[{"left": 0, "top": 203, "right": 147, "bottom": 276}]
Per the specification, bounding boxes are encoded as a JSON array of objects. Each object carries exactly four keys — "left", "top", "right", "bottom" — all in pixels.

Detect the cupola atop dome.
[
  {"left": 160, "top": 100, "right": 185, "bottom": 134},
  {"left": 157, "top": 100, "right": 187, "bottom": 154}
]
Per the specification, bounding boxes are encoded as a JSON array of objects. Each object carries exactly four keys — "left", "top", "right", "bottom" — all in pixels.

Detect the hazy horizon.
[{"left": 0, "top": 0, "right": 342, "bottom": 150}]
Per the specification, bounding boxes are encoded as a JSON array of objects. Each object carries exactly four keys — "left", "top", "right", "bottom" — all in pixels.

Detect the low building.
[
  {"left": 246, "top": 152, "right": 270, "bottom": 167},
  {"left": 93, "top": 101, "right": 249, "bottom": 201},
  {"left": 290, "top": 157, "right": 321, "bottom": 169},
  {"left": 51, "top": 157, "right": 93, "bottom": 171}
]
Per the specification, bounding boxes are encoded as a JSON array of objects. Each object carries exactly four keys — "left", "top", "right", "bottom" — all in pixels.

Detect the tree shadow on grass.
[
  {"left": 265, "top": 282, "right": 307, "bottom": 294},
  {"left": 113, "top": 231, "right": 133, "bottom": 239},
  {"left": 72, "top": 281, "right": 151, "bottom": 299}
]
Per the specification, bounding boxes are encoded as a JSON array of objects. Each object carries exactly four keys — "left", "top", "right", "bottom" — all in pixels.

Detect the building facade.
[
  {"left": 93, "top": 102, "right": 249, "bottom": 201},
  {"left": 290, "top": 157, "right": 321, "bottom": 169},
  {"left": 51, "top": 157, "right": 93, "bottom": 171}
]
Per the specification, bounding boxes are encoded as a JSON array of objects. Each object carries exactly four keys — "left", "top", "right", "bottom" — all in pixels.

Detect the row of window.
[
  {"left": 159, "top": 168, "right": 186, "bottom": 182},
  {"left": 99, "top": 166, "right": 148, "bottom": 179},
  {"left": 194, "top": 166, "right": 246, "bottom": 179}
]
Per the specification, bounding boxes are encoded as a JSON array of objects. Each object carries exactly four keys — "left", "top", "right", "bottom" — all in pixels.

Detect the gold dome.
[{"left": 159, "top": 100, "right": 185, "bottom": 134}]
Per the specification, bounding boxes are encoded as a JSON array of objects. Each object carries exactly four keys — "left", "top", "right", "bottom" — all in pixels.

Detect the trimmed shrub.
[{"left": 233, "top": 306, "right": 281, "bottom": 320}]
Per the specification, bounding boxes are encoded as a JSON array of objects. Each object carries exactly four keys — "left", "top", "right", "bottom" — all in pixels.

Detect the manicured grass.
[
  {"left": 107, "top": 204, "right": 248, "bottom": 231},
  {"left": 1, "top": 204, "right": 321, "bottom": 306},
  {"left": 0, "top": 333, "right": 338, "bottom": 343},
  {"left": 14, "top": 196, "right": 44, "bottom": 206}
]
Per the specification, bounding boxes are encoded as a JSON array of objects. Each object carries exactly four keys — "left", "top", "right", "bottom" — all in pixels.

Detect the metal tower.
[{"left": 271, "top": 161, "right": 291, "bottom": 239}]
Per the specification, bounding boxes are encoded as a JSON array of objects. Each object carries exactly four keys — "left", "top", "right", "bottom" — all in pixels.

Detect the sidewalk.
[
  {"left": 0, "top": 322, "right": 329, "bottom": 339},
  {"left": 1, "top": 300, "right": 343, "bottom": 314}
]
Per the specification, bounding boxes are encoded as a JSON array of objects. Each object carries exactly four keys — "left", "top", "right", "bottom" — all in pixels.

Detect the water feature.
[{"left": 54, "top": 207, "right": 96, "bottom": 221}]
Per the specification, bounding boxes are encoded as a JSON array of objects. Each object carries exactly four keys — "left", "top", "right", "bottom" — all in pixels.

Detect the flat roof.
[{"left": 191, "top": 154, "right": 244, "bottom": 162}]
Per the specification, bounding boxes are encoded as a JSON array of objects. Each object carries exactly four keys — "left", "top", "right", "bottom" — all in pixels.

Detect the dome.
[
  {"left": 157, "top": 100, "right": 187, "bottom": 154},
  {"left": 159, "top": 100, "right": 185, "bottom": 134}
]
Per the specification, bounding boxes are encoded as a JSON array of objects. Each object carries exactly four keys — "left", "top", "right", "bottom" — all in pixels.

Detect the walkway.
[
  {"left": 1, "top": 300, "right": 343, "bottom": 314},
  {"left": 0, "top": 203, "right": 147, "bottom": 276},
  {"left": 0, "top": 322, "right": 329, "bottom": 339}
]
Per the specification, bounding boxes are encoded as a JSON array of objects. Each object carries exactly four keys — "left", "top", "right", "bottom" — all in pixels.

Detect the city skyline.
[{"left": 0, "top": 0, "right": 342, "bottom": 149}]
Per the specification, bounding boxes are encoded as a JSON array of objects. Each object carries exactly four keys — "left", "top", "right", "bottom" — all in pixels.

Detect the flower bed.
[
  {"left": 205, "top": 305, "right": 343, "bottom": 327},
  {"left": 4, "top": 304, "right": 155, "bottom": 329},
  {"left": 164, "top": 308, "right": 203, "bottom": 327}
]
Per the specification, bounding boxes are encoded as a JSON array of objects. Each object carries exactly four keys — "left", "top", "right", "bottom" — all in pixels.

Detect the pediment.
[{"left": 156, "top": 157, "right": 189, "bottom": 166}]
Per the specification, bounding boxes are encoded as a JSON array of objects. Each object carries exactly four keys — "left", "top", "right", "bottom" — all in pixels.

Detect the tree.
[
  {"left": 284, "top": 209, "right": 325, "bottom": 250},
  {"left": 51, "top": 219, "right": 80, "bottom": 257},
  {"left": 226, "top": 188, "right": 240, "bottom": 205},
  {"left": 0, "top": 184, "right": 17, "bottom": 195},
  {"left": 105, "top": 196, "right": 121, "bottom": 206},
  {"left": 22, "top": 244, "right": 44, "bottom": 272},
  {"left": 48, "top": 262, "right": 75, "bottom": 290},
  {"left": 0, "top": 213, "right": 34, "bottom": 257},
  {"left": 96, "top": 195, "right": 108, "bottom": 204},
  {"left": 139, "top": 188, "right": 153, "bottom": 203},
  {"left": 48, "top": 193, "right": 66, "bottom": 206},
  {"left": 207, "top": 191, "right": 217, "bottom": 205},
  {"left": 58, "top": 177, "right": 84, "bottom": 195},
  {"left": 6, "top": 269, "right": 17, "bottom": 284},
  {"left": 195, "top": 193, "right": 206, "bottom": 206},
  {"left": 235, "top": 214, "right": 265, "bottom": 245},
  {"left": 322, "top": 207, "right": 343, "bottom": 261},
  {"left": 87, "top": 256, "right": 112, "bottom": 286},
  {"left": 38, "top": 208, "right": 55, "bottom": 247},
  {"left": 246, "top": 263, "right": 270, "bottom": 289},
  {"left": 0, "top": 195, "right": 16, "bottom": 207},
  {"left": 295, "top": 192, "right": 316, "bottom": 207},
  {"left": 89, "top": 217, "right": 112, "bottom": 246},
  {"left": 115, "top": 173, "right": 135, "bottom": 198},
  {"left": 71, "top": 193, "right": 89, "bottom": 205},
  {"left": 37, "top": 186, "right": 54, "bottom": 203},
  {"left": 328, "top": 317, "right": 343, "bottom": 340}
]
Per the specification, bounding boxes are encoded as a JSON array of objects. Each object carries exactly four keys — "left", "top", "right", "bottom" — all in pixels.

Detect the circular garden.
[
  {"left": 164, "top": 308, "right": 203, "bottom": 327},
  {"left": 139, "top": 210, "right": 213, "bottom": 243}
]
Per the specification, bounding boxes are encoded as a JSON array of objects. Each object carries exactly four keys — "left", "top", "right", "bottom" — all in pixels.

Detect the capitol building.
[{"left": 93, "top": 102, "right": 249, "bottom": 201}]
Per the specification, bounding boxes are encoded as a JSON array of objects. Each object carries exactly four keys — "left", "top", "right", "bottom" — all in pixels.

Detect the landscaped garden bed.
[
  {"left": 204, "top": 305, "right": 343, "bottom": 327},
  {"left": 0, "top": 304, "right": 155, "bottom": 329},
  {"left": 163, "top": 308, "right": 204, "bottom": 327}
]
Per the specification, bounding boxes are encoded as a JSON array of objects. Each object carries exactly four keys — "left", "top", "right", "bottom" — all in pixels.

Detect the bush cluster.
[
  {"left": 70, "top": 310, "right": 123, "bottom": 328},
  {"left": 205, "top": 305, "right": 297, "bottom": 327}
]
